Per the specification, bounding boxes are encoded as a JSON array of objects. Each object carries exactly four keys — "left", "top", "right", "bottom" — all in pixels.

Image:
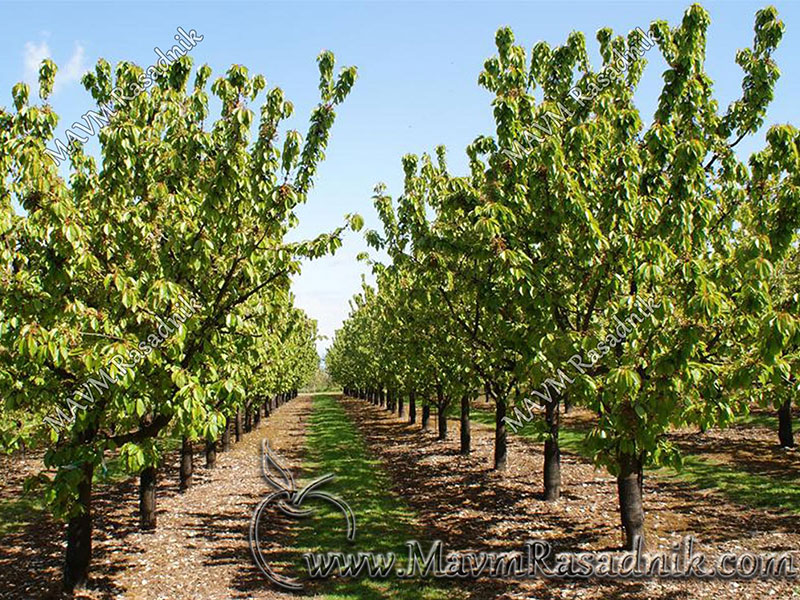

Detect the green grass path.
[{"left": 292, "top": 394, "right": 461, "bottom": 600}]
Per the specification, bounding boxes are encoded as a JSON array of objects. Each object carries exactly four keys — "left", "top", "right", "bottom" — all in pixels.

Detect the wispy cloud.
[
  {"left": 23, "top": 40, "right": 50, "bottom": 88},
  {"left": 23, "top": 40, "right": 87, "bottom": 95}
]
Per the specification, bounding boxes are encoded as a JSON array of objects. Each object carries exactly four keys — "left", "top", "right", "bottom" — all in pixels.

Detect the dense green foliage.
[
  {"left": 1, "top": 49, "right": 357, "bottom": 589},
  {"left": 328, "top": 4, "right": 799, "bottom": 549}
]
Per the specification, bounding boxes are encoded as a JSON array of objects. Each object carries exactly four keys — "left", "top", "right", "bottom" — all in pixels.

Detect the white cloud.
[
  {"left": 56, "top": 43, "right": 87, "bottom": 93},
  {"left": 23, "top": 40, "right": 50, "bottom": 88},
  {"left": 22, "top": 40, "right": 87, "bottom": 95}
]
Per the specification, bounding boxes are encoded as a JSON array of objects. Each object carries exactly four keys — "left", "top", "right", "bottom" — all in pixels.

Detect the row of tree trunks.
[
  {"left": 349, "top": 384, "right": 649, "bottom": 552},
  {"left": 147, "top": 392, "right": 293, "bottom": 526},
  {"left": 65, "top": 391, "right": 294, "bottom": 593}
]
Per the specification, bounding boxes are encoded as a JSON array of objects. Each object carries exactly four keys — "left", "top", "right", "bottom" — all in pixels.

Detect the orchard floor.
[
  {"left": 0, "top": 394, "right": 798, "bottom": 599},
  {"left": 338, "top": 396, "right": 800, "bottom": 600},
  {"left": 0, "top": 397, "right": 314, "bottom": 600}
]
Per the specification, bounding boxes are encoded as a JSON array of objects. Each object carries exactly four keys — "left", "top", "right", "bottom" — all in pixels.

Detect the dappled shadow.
[{"left": 340, "top": 395, "right": 800, "bottom": 599}]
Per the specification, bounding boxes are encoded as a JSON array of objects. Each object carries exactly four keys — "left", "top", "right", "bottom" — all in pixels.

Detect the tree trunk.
[
  {"left": 379, "top": 388, "right": 385, "bottom": 408},
  {"left": 179, "top": 437, "right": 193, "bottom": 492},
  {"left": 139, "top": 466, "right": 157, "bottom": 530},
  {"left": 436, "top": 385, "right": 447, "bottom": 440},
  {"left": 778, "top": 399, "right": 794, "bottom": 448},
  {"left": 222, "top": 418, "right": 231, "bottom": 451},
  {"left": 254, "top": 404, "right": 261, "bottom": 427},
  {"left": 409, "top": 390, "right": 416, "bottom": 424},
  {"left": 422, "top": 404, "right": 430, "bottom": 430},
  {"left": 460, "top": 394, "right": 471, "bottom": 454},
  {"left": 205, "top": 439, "right": 217, "bottom": 469},
  {"left": 63, "top": 461, "right": 94, "bottom": 592},
  {"left": 563, "top": 396, "right": 572, "bottom": 414},
  {"left": 494, "top": 390, "right": 507, "bottom": 470},
  {"left": 244, "top": 407, "right": 252, "bottom": 433},
  {"left": 235, "top": 409, "right": 243, "bottom": 442},
  {"left": 543, "top": 399, "right": 561, "bottom": 501},
  {"left": 617, "top": 452, "right": 646, "bottom": 550},
  {"left": 398, "top": 393, "right": 404, "bottom": 418}
]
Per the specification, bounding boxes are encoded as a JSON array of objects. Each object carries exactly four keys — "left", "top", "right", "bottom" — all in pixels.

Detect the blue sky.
[{"left": 3, "top": 1, "right": 799, "bottom": 354}]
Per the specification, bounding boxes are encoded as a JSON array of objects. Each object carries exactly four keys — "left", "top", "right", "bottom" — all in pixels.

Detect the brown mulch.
[
  {"left": 339, "top": 396, "right": 800, "bottom": 600},
  {"left": 563, "top": 404, "right": 800, "bottom": 481},
  {"left": 0, "top": 396, "right": 314, "bottom": 600}
]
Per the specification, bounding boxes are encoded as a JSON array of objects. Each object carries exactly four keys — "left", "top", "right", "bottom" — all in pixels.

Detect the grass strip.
[{"left": 291, "top": 394, "right": 462, "bottom": 600}]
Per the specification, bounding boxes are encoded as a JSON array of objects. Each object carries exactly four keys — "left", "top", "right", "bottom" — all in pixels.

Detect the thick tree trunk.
[
  {"left": 63, "top": 462, "right": 94, "bottom": 592},
  {"left": 494, "top": 390, "right": 507, "bottom": 470},
  {"left": 409, "top": 390, "right": 416, "bottom": 424},
  {"left": 235, "top": 409, "right": 243, "bottom": 442},
  {"left": 460, "top": 394, "right": 471, "bottom": 454},
  {"left": 398, "top": 393, "right": 404, "bottom": 418},
  {"left": 139, "top": 466, "right": 157, "bottom": 530},
  {"left": 244, "top": 407, "right": 252, "bottom": 433},
  {"left": 222, "top": 418, "right": 231, "bottom": 451},
  {"left": 254, "top": 404, "right": 261, "bottom": 427},
  {"left": 543, "top": 400, "right": 561, "bottom": 501},
  {"left": 179, "top": 437, "right": 193, "bottom": 492},
  {"left": 422, "top": 404, "right": 430, "bottom": 430},
  {"left": 379, "top": 388, "right": 385, "bottom": 408},
  {"left": 205, "top": 439, "right": 217, "bottom": 469},
  {"left": 778, "top": 399, "right": 794, "bottom": 448},
  {"left": 617, "top": 452, "right": 646, "bottom": 550}
]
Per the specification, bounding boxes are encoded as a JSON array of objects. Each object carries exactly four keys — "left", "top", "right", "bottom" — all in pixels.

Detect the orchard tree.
[
  {"left": 0, "top": 50, "right": 357, "bottom": 591},
  {"left": 468, "top": 5, "right": 798, "bottom": 548}
]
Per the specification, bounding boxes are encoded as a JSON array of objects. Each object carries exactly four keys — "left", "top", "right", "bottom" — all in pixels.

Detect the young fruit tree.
[{"left": 0, "top": 51, "right": 358, "bottom": 591}]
